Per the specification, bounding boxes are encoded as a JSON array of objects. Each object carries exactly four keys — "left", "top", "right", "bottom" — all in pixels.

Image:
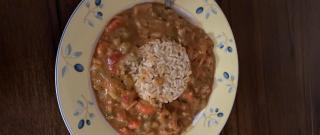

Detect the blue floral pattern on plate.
[
  {"left": 214, "top": 32, "right": 234, "bottom": 53},
  {"left": 196, "top": 0, "right": 218, "bottom": 19},
  {"left": 61, "top": 44, "right": 84, "bottom": 77},
  {"left": 208, "top": 32, "right": 234, "bottom": 54},
  {"left": 192, "top": 106, "right": 224, "bottom": 127},
  {"left": 217, "top": 72, "right": 236, "bottom": 93},
  {"left": 84, "top": 0, "right": 104, "bottom": 27},
  {"left": 73, "top": 95, "right": 95, "bottom": 129}
]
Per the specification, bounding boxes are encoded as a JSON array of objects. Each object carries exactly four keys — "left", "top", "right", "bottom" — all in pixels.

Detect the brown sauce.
[{"left": 90, "top": 3, "right": 215, "bottom": 135}]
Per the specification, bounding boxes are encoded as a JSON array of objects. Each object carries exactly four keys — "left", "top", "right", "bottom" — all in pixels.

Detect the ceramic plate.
[{"left": 55, "top": 0, "right": 238, "bottom": 134}]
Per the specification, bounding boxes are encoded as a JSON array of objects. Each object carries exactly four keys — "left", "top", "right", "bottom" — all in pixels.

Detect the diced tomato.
[
  {"left": 120, "top": 91, "right": 137, "bottom": 108},
  {"left": 106, "top": 51, "right": 122, "bottom": 73},
  {"left": 120, "top": 95, "right": 130, "bottom": 109},
  {"left": 181, "top": 91, "right": 194, "bottom": 103},
  {"left": 128, "top": 120, "right": 140, "bottom": 129},
  {"left": 115, "top": 110, "right": 127, "bottom": 122},
  {"left": 119, "top": 127, "right": 131, "bottom": 135},
  {"left": 133, "top": 3, "right": 152, "bottom": 15},
  {"left": 107, "top": 51, "right": 122, "bottom": 65},
  {"left": 96, "top": 42, "right": 108, "bottom": 58},
  {"left": 106, "top": 17, "right": 124, "bottom": 32},
  {"left": 122, "top": 95, "right": 129, "bottom": 103},
  {"left": 136, "top": 102, "right": 155, "bottom": 115}
]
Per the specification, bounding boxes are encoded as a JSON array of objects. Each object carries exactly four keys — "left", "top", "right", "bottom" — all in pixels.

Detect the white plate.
[{"left": 55, "top": 0, "right": 238, "bottom": 134}]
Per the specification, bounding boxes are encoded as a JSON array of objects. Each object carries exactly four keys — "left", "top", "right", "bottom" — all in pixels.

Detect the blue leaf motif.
[
  {"left": 77, "top": 100, "right": 84, "bottom": 107},
  {"left": 88, "top": 101, "right": 94, "bottom": 105},
  {"left": 78, "top": 119, "right": 85, "bottom": 129},
  {"left": 88, "top": 20, "right": 94, "bottom": 27},
  {"left": 223, "top": 72, "right": 230, "bottom": 79},
  {"left": 215, "top": 108, "right": 219, "bottom": 113},
  {"left": 217, "top": 43, "right": 224, "bottom": 49},
  {"left": 74, "top": 95, "right": 94, "bottom": 130},
  {"left": 65, "top": 44, "right": 72, "bottom": 56},
  {"left": 205, "top": 12, "right": 210, "bottom": 19},
  {"left": 196, "top": 7, "right": 204, "bottom": 14},
  {"left": 228, "top": 86, "right": 233, "bottom": 93},
  {"left": 86, "top": 119, "right": 91, "bottom": 125},
  {"left": 72, "top": 52, "right": 82, "bottom": 58},
  {"left": 74, "top": 107, "right": 84, "bottom": 115},
  {"left": 203, "top": 112, "right": 207, "bottom": 117},
  {"left": 210, "top": 7, "right": 217, "bottom": 14},
  {"left": 230, "top": 75, "right": 235, "bottom": 81},
  {"left": 210, "top": 108, "right": 214, "bottom": 113},
  {"left": 214, "top": 119, "right": 219, "bottom": 124},
  {"left": 208, "top": 119, "right": 216, "bottom": 127},
  {"left": 73, "top": 111, "right": 80, "bottom": 116},
  {"left": 89, "top": 113, "right": 95, "bottom": 118},
  {"left": 62, "top": 66, "right": 68, "bottom": 77}
]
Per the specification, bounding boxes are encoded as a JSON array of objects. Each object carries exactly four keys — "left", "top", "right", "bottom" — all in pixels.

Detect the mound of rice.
[{"left": 128, "top": 40, "right": 192, "bottom": 104}]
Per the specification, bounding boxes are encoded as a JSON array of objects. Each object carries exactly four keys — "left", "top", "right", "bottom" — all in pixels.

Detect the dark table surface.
[{"left": 1, "top": 0, "right": 319, "bottom": 135}]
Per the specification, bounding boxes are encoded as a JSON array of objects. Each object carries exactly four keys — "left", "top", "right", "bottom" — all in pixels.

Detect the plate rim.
[
  {"left": 55, "top": 0, "right": 87, "bottom": 134},
  {"left": 55, "top": 0, "right": 239, "bottom": 134}
]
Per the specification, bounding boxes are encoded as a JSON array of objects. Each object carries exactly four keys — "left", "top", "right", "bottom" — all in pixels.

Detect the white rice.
[{"left": 127, "top": 40, "right": 192, "bottom": 104}]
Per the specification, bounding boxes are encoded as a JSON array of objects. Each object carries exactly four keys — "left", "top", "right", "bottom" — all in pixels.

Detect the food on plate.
[{"left": 90, "top": 3, "right": 215, "bottom": 135}]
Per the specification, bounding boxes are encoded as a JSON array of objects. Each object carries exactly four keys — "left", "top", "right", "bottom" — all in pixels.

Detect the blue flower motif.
[
  {"left": 196, "top": 0, "right": 218, "bottom": 19},
  {"left": 217, "top": 112, "right": 224, "bottom": 117},
  {"left": 74, "top": 95, "right": 95, "bottom": 129},
  {"left": 192, "top": 107, "right": 224, "bottom": 127},
  {"left": 196, "top": 7, "right": 204, "bottom": 14},
  {"left": 219, "top": 72, "right": 236, "bottom": 93},
  {"left": 214, "top": 33, "right": 234, "bottom": 54},
  {"left": 74, "top": 64, "right": 84, "bottom": 72},
  {"left": 95, "top": 0, "right": 101, "bottom": 6},
  {"left": 96, "top": 11, "right": 103, "bottom": 20},
  {"left": 227, "top": 46, "right": 233, "bottom": 53},
  {"left": 78, "top": 119, "right": 85, "bottom": 129},
  {"left": 86, "top": 119, "right": 91, "bottom": 126},
  {"left": 223, "top": 72, "right": 230, "bottom": 79},
  {"left": 215, "top": 108, "right": 219, "bottom": 112},
  {"left": 61, "top": 44, "right": 83, "bottom": 77},
  {"left": 83, "top": 0, "right": 104, "bottom": 27}
]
